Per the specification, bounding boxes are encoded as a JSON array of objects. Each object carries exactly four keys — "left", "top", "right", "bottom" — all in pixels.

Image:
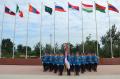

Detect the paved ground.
[{"left": 0, "top": 65, "right": 120, "bottom": 79}]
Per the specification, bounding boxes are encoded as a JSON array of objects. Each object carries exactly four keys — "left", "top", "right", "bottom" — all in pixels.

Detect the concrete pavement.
[{"left": 0, "top": 65, "right": 120, "bottom": 79}]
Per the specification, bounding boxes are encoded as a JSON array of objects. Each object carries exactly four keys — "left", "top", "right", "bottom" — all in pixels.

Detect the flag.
[
  {"left": 82, "top": 3, "right": 93, "bottom": 13},
  {"left": 65, "top": 56, "right": 70, "bottom": 69},
  {"left": 16, "top": 5, "right": 23, "bottom": 17},
  {"left": 45, "top": 6, "right": 52, "bottom": 15},
  {"left": 29, "top": 4, "right": 40, "bottom": 14},
  {"left": 68, "top": 2, "right": 79, "bottom": 11},
  {"left": 64, "top": 43, "right": 70, "bottom": 69},
  {"left": 5, "top": 6, "right": 15, "bottom": 16},
  {"left": 95, "top": 3, "right": 106, "bottom": 13},
  {"left": 55, "top": 5, "right": 66, "bottom": 12},
  {"left": 108, "top": 3, "right": 119, "bottom": 13}
]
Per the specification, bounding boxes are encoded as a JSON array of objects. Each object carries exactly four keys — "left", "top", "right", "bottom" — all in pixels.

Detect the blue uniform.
[
  {"left": 58, "top": 56, "right": 64, "bottom": 65},
  {"left": 80, "top": 56, "right": 85, "bottom": 65},
  {"left": 91, "top": 56, "right": 99, "bottom": 64},
  {"left": 74, "top": 56, "right": 81, "bottom": 65},
  {"left": 67, "top": 56, "right": 72, "bottom": 65},
  {"left": 58, "top": 56, "right": 64, "bottom": 75}
]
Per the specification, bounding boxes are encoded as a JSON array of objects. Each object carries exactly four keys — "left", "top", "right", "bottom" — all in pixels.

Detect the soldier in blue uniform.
[
  {"left": 54, "top": 54, "right": 59, "bottom": 73},
  {"left": 91, "top": 53, "right": 99, "bottom": 72},
  {"left": 49, "top": 53, "right": 53, "bottom": 72},
  {"left": 58, "top": 53, "right": 64, "bottom": 75},
  {"left": 46, "top": 53, "right": 50, "bottom": 71},
  {"left": 41, "top": 54, "right": 46, "bottom": 72},
  {"left": 70, "top": 53, "right": 75, "bottom": 72},
  {"left": 86, "top": 53, "right": 92, "bottom": 72},
  {"left": 84, "top": 52, "right": 88, "bottom": 71},
  {"left": 80, "top": 53, "right": 85, "bottom": 73},
  {"left": 74, "top": 52, "right": 81, "bottom": 75}
]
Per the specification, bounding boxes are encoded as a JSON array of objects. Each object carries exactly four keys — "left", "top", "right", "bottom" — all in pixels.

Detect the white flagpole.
[
  {"left": 26, "top": 4, "right": 30, "bottom": 59},
  {"left": 12, "top": 4, "right": 17, "bottom": 59},
  {"left": 67, "top": 2, "right": 70, "bottom": 53},
  {"left": 81, "top": 1, "right": 84, "bottom": 53},
  {"left": 40, "top": 2, "right": 43, "bottom": 58},
  {"left": 107, "top": 1, "right": 113, "bottom": 58},
  {"left": 94, "top": 2, "right": 99, "bottom": 57},
  {"left": 53, "top": 2, "right": 56, "bottom": 54},
  {"left": 0, "top": 4, "right": 5, "bottom": 58}
]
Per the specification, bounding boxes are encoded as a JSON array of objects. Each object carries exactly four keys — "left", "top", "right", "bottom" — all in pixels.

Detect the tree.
[
  {"left": 2, "top": 38, "right": 13, "bottom": 54},
  {"left": 34, "top": 42, "right": 44, "bottom": 56},
  {"left": 17, "top": 44, "right": 24, "bottom": 53},
  {"left": 101, "top": 25, "right": 120, "bottom": 58}
]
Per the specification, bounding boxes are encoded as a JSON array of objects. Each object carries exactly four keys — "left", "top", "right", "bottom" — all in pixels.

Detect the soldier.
[
  {"left": 41, "top": 54, "right": 46, "bottom": 72},
  {"left": 70, "top": 53, "right": 75, "bottom": 72},
  {"left": 49, "top": 53, "right": 53, "bottom": 72},
  {"left": 80, "top": 53, "right": 85, "bottom": 73},
  {"left": 58, "top": 53, "right": 64, "bottom": 75},
  {"left": 84, "top": 53, "right": 89, "bottom": 72},
  {"left": 46, "top": 53, "right": 50, "bottom": 71},
  {"left": 86, "top": 53, "right": 92, "bottom": 72},
  {"left": 91, "top": 53, "right": 99, "bottom": 72},
  {"left": 54, "top": 53, "right": 59, "bottom": 73},
  {"left": 74, "top": 52, "right": 81, "bottom": 75}
]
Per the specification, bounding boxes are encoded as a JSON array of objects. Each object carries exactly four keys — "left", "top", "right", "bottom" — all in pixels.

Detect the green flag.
[
  {"left": 16, "top": 5, "right": 23, "bottom": 17},
  {"left": 45, "top": 6, "right": 52, "bottom": 15},
  {"left": 16, "top": 5, "right": 20, "bottom": 13}
]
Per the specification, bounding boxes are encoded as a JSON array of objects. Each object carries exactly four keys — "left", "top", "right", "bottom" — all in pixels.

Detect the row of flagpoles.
[{"left": 0, "top": 1, "right": 119, "bottom": 59}]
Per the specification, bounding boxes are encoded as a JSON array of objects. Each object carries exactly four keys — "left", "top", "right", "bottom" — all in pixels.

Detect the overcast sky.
[{"left": 0, "top": 0, "right": 120, "bottom": 48}]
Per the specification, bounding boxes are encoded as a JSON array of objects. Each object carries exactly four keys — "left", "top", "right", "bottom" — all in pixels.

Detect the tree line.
[{"left": 1, "top": 25, "right": 120, "bottom": 58}]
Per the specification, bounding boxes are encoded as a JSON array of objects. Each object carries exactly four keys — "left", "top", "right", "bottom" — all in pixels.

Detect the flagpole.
[
  {"left": 94, "top": 1, "right": 99, "bottom": 57},
  {"left": 26, "top": 4, "right": 30, "bottom": 59},
  {"left": 67, "top": 2, "right": 70, "bottom": 54},
  {"left": 0, "top": 4, "right": 5, "bottom": 58},
  {"left": 107, "top": 1, "right": 113, "bottom": 58},
  {"left": 81, "top": 1, "right": 84, "bottom": 53},
  {"left": 53, "top": 2, "right": 56, "bottom": 54},
  {"left": 39, "top": 2, "right": 43, "bottom": 58},
  {"left": 12, "top": 4, "right": 17, "bottom": 59}
]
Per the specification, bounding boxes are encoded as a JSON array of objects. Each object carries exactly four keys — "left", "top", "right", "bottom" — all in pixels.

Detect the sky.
[{"left": 0, "top": 0, "right": 120, "bottom": 49}]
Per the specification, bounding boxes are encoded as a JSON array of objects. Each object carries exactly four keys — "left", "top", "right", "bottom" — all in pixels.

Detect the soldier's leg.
[
  {"left": 67, "top": 68, "right": 71, "bottom": 75},
  {"left": 54, "top": 64, "right": 57, "bottom": 73},
  {"left": 59, "top": 65, "right": 64, "bottom": 75},
  {"left": 94, "top": 63, "right": 97, "bottom": 72},
  {"left": 81, "top": 64, "right": 84, "bottom": 73},
  {"left": 43, "top": 63, "right": 45, "bottom": 72}
]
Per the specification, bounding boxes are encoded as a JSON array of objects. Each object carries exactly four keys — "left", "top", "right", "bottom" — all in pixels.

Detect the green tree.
[
  {"left": 2, "top": 38, "right": 13, "bottom": 54},
  {"left": 101, "top": 25, "right": 120, "bottom": 58}
]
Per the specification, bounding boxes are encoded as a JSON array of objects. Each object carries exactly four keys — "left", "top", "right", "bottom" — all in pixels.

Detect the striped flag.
[
  {"left": 68, "top": 2, "right": 79, "bottom": 11},
  {"left": 108, "top": 3, "right": 119, "bottom": 13},
  {"left": 82, "top": 3, "right": 93, "bottom": 13},
  {"left": 64, "top": 43, "right": 70, "bottom": 69},
  {"left": 55, "top": 4, "right": 66, "bottom": 12}
]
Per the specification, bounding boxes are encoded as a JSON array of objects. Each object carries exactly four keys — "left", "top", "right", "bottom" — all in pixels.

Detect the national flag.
[
  {"left": 29, "top": 4, "right": 40, "bottom": 14},
  {"left": 68, "top": 2, "right": 79, "bottom": 11},
  {"left": 5, "top": 6, "right": 15, "bottom": 16},
  {"left": 82, "top": 3, "right": 93, "bottom": 13},
  {"left": 64, "top": 43, "right": 70, "bottom": 69},
  {"left": 95, "top": 3, "right": 106, "bottom": 13},
  {"left": 45, "top": 6, "right": 52, "bottom": 15},
  {"left": 55, "top": 5, "right": 66, "bottom": 12},
  {"left": 108, "top": 3, "right": 119, "bottom": 13},
  {"left": 16, "top": 5, "right": 23, "bottom": 17}
]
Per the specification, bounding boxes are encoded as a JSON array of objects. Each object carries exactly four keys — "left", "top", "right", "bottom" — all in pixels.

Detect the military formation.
[{"left": 42, "top": 52, "right": 99, "bottom": 76}]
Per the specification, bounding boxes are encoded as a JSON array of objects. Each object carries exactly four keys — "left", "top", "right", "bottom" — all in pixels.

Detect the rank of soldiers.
[{"left": 41, "top": 52, "right": 99, "bottom": 76}]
